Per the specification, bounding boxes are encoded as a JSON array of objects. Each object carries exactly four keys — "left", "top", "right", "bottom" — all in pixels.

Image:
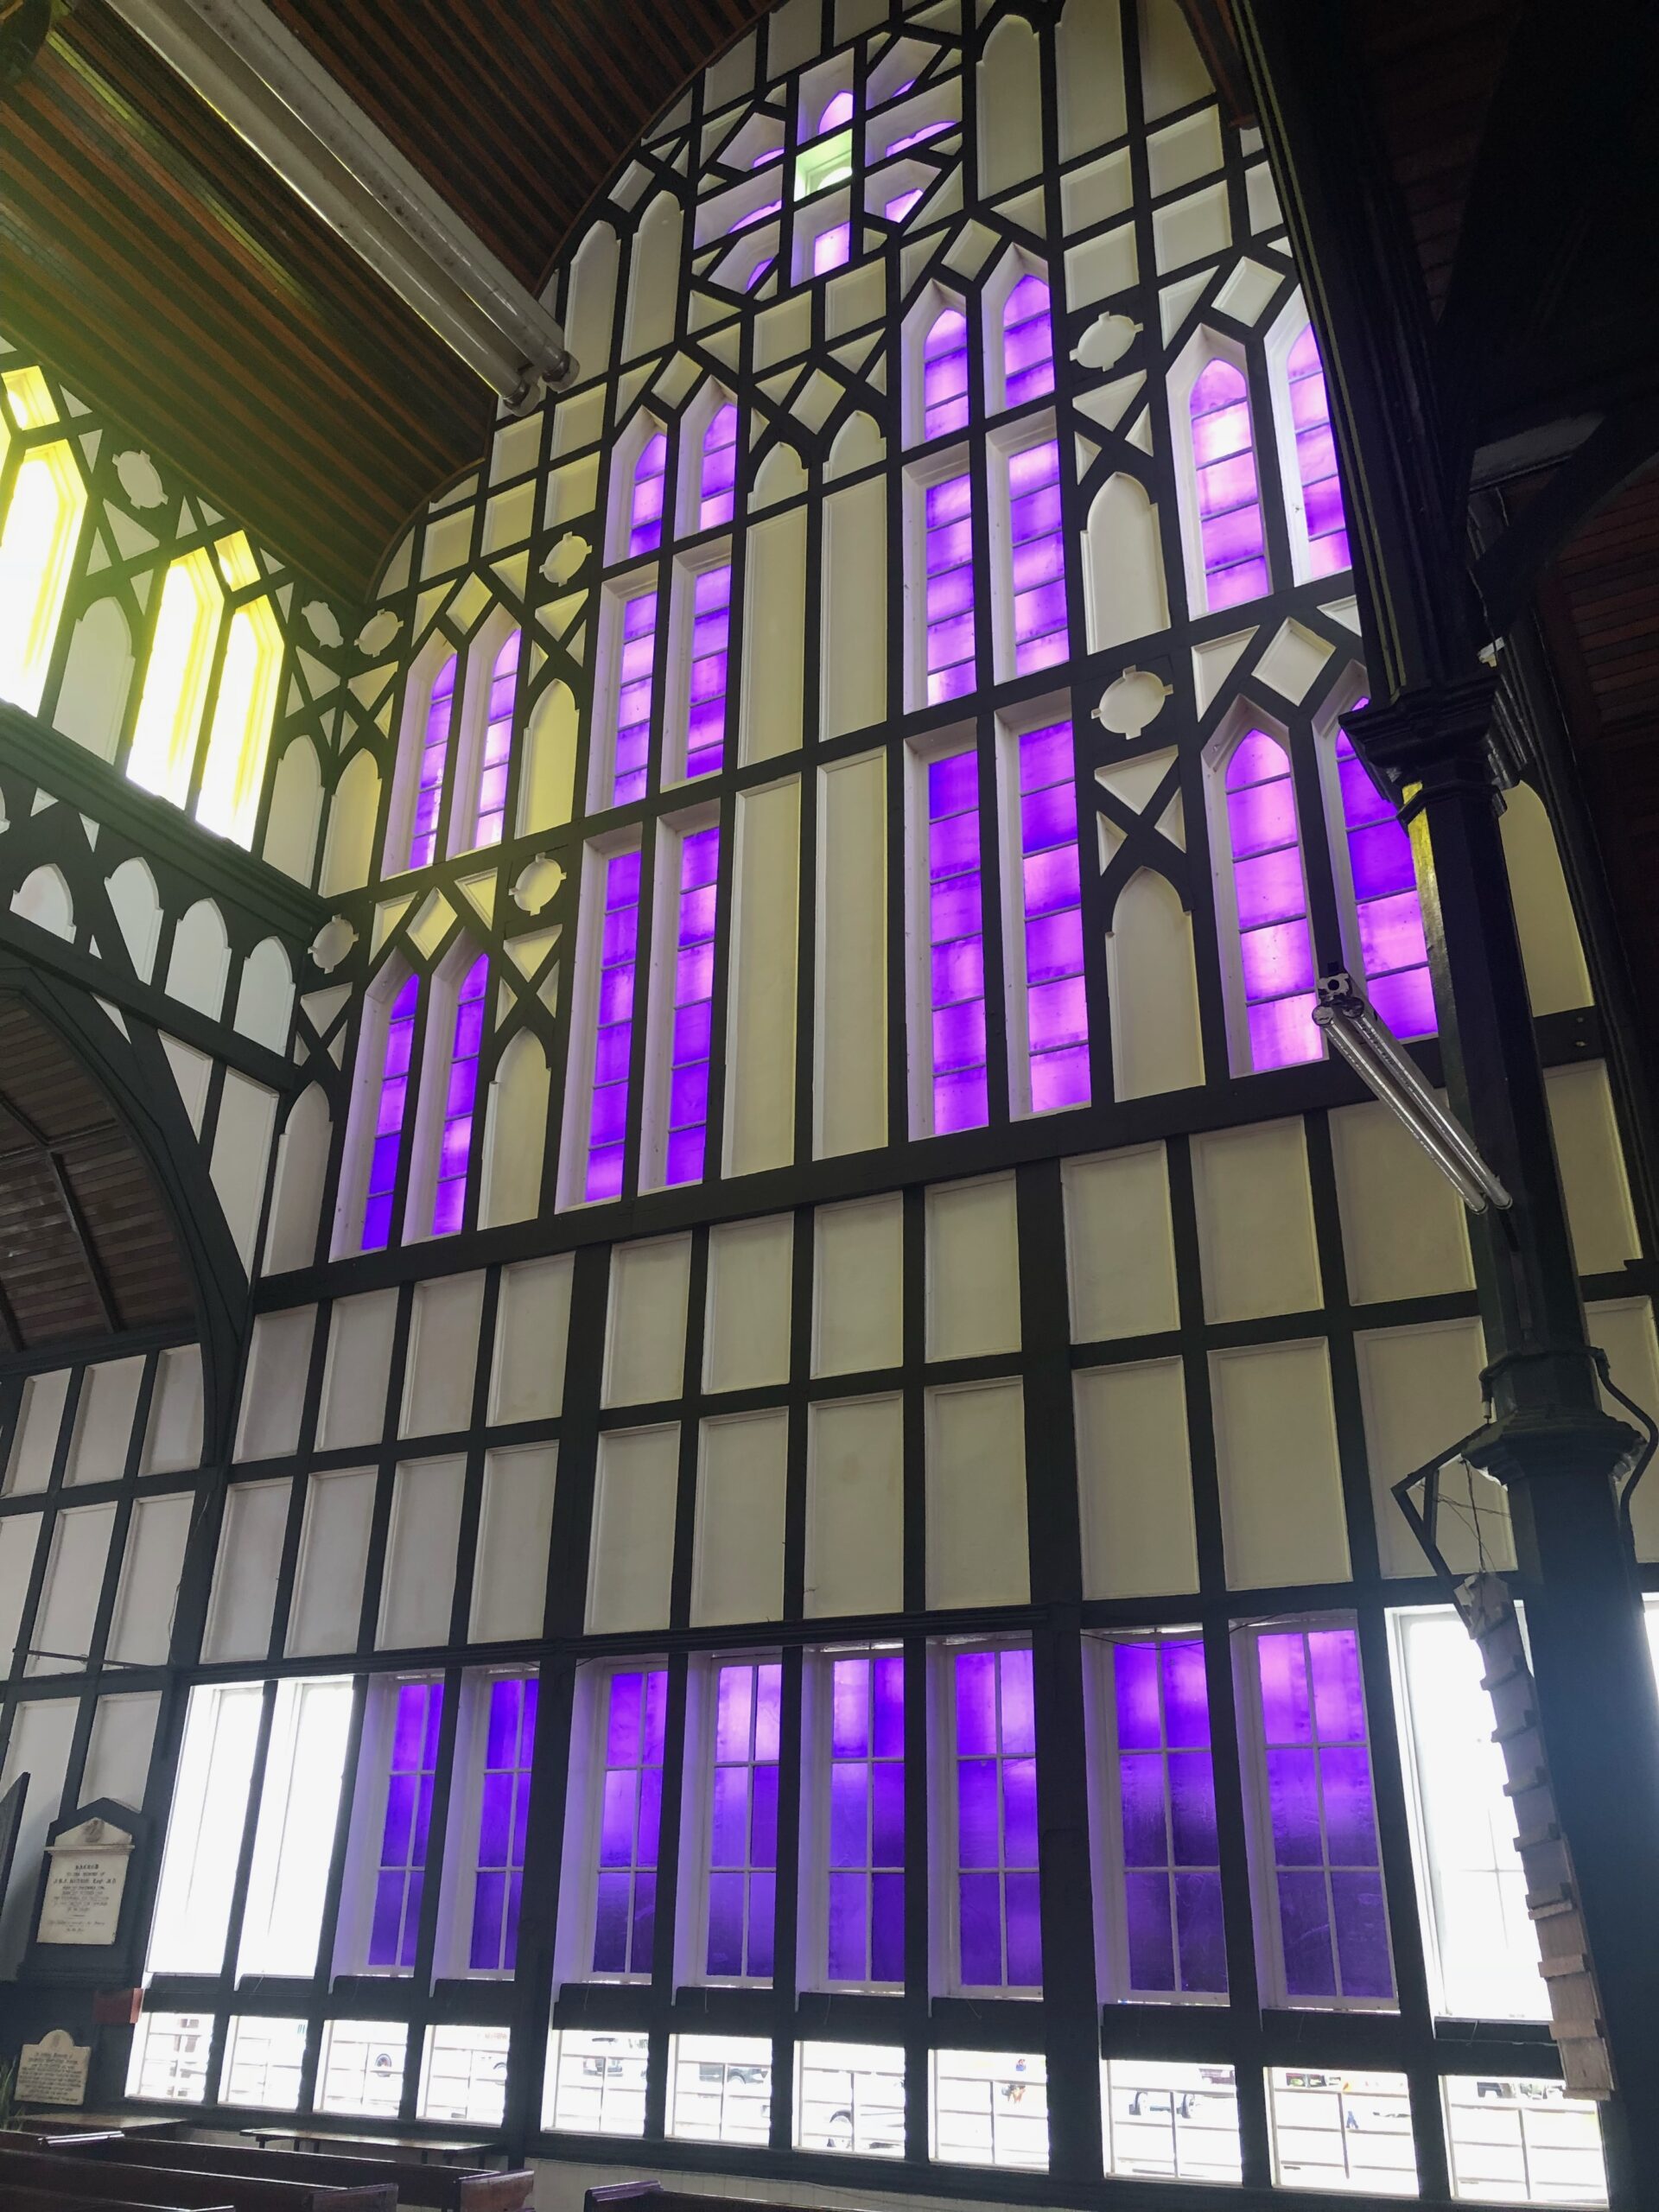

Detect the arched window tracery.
[
  {"left": 1286, "top": 322, "right": 1349, "bottom": 578},
  {"left": 360, "top": 970, "right": 419, "bottom": 1251},
  {"left": 470, "top": 629, "right": 520, "bottom": 851},
  {"left": 407, "top": 654, "right": 456, "bottom": 871},
  {"left": 1189, "top": 358, "right": 1268, "bottom": 612},
  {"left": 1218, "top": 728, "right": 1319, "bottom": 1072}
]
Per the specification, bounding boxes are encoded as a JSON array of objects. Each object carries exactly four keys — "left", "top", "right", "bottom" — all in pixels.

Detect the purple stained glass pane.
[
  {"left": 1190, "top": 358, "right": 1268, "bottom": 610},
  {"left": 585, "top": 849, "right": 642, "bottom": 1201},
  {"left": 662, "top": 825, "right": 719, "bottom": 1187},
  {"left": 958, "top": 1871, "right": 1002, "bottom": 1986},
  {"left": 1004, "top": 1871, "right": 1042, "bottom": 1986},
  {"left": 871, "top": 1872, "right": 905, "bottom": 1983},
  {"left": 429, "top": 954, "right": 486, "bottom": 1235},
  {"left": 921, "top": 308, "right": 969, "bottom": 442},
  {"left": 1331, "top": 1870, "right": 1393, "bottom": 1998},
  {"left": 682, "top": 563, "right": 730, "bottom": 780},
  {"left": 1000, "top": 1648, "right": 1035, "bottom": 1751},
  {"left": 747, "top": 1871, "right": 775, "bottom": 1977},
  {"left": 824, "top": 1654, "right": 905, "bottom": 1984},
  {"left": 1119, "top": 1755, "right": 1167, "bottom": 1866},
  {"left": 886, "top": 187, "right": 922, "bottom": 224},
  {"left": 1334, "top": 728, "right": 1434, "bottom": 1039},
  {"left": 368, "top": 1679, "right": 442, "bottom": 1971},
  {"left": 471, "top": 1869, "right": 506, "bottom": 1973},
  {"left": 957, "top": 1759, "right": 999, "bottom": 1869},
  {"left": 361, "top": 974, "right": 418, "bottom": 1251},
  {"left": 406, "top": 654, "right": 455, "bottom": 871},
  {"left": 472, "top": 628, "right": 519, "bottom": 848},
  {"left": 827, "top": 1869, "right": 866, "bottom": 1980},
  {"left": 469, "top": 1672, "right": 537, "bottom": 1973},
  {"left": 1224, "top": 733, "right": 1322, "bottom": 1071},
  {"left": 813, "top": 220, "right": 851, "bottom": 276},
  {"left": 1001, "top": 274, "right": 1054, "bottom": 405},
  {"left": 1016, "top": 723, "right": 1088, "bottom": 1111},
  {"left": 924, "top": 742, "right": 988, "bottom": 1131},
  {"left": 701, "top": 404, "right": 738, "bottom": 530},
  {"left": 1175, "top": 1870, "right": 1228, "bottom": 1993},
  {"left": 1277, "top": 1870, "right": 1338, "bottom": 1999},
  {"left": 706, "top": 1871, "right": 744, "bottom": 1976},
  {"left": 1126, "top": 1869, "right": 1176, "bottom": 1992},
  {"left": 611, "top": 590, "right": 658, "bottom": 805},
  {"left": 1256, "top": 1625, "right": 1393, "bottom": 2003},
  {"left": 1113, "top": 1637, "right": 1226, "bottom": 1999},
  {"left": 591, "top": 1668, "right": 666, "bottom": 1978},
  {"left": 629, "top": 433, "right": 668, "bottom": 556},
  {"left": 1287, "top": 324, "right": 1350, "bottom": 576},
  {"left": 955, "top": 1651, "right": 996, "bottom": 1753}
]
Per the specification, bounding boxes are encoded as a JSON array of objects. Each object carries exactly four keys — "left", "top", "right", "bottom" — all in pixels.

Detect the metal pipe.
[{"left": 100, "top": 0, "right": 570, "bottom": 406}]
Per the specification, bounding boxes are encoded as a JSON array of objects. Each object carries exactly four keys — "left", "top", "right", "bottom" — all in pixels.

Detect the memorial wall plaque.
[
  {"left": 17, "top": 2027, "right": 90, "bottom": 2106},
  {"left": 36, "top": 1815, "right": 132, "bottom": 1947}
]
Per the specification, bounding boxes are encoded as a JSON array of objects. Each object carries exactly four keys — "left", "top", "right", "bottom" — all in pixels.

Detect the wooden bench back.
[
  {"left": 0, "top": 2145, "right": 397, "bottom": 2212},
  {"left": 69, "top": 2138, "right": 533, "bottom": 2212},
  {"left": 1, "top": 2191, "right": 233, "bottom": 2212}
]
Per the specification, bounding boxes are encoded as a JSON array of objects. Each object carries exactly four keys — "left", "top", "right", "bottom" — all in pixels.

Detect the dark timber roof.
[{"left": 0, "top": 992, "right": 193, "bottom": 1352}]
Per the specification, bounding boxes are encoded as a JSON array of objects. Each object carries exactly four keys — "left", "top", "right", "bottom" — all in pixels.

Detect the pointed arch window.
[
  {"left": 629, "top": 434, "right": 669, "bottom": 556},
  {"left": 1221, "top": 730, "right": 1319, "bottom": 1072},
  {"left": 613, "top": 592, "right": 658, "bottom": 806},
  {"left": 585, "top": 849, "right": 643, "bottom": 1202},
  {"left": 127, "top": 549, "right": 222, "bottom": 809},
  {"left": 362, "top": 972, "right": 419, "bottom": 1251},
  {"left": 1001, "top": 275, "right": 1054, "bottom": 409},
  {"left": 0, "top": 370, "right": 88, "bottom": 716},
  {"left": 472, "top": 630, "right": 519, "bottom": 849},
  {"left": 661, "top": 823, "right": 720, "bottom": 1186},
  {"left": 1332, "top": 721, "right": 1434, "bottom": 1038},
  {"left": 699, "top": 405, "right": 738, "bottom": 531},
  {"left": 430, "top": 954, "right": 488, "bottom": 1236},
  {"left": 924, "top": 746, "right": 988, "bottom": 1132},
  {"left": 922, "top": 308, "right": 969, "bottom": 441},
  {"left": 1286, "top": 324, "right": 1349, "bottom": 577},
  {"left": 1190, "top": 359, "right": 1268, "bottom": 611},
  {"left": 366, "top": 1679, "right": 442, "bottom": 1971},
  {"left": 409, "top": 655, "right": 456, "bottom": 870}
]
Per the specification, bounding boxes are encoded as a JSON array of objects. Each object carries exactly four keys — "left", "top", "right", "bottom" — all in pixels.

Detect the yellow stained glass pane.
[
  {"left": 0, "top": 438, "right": 88, "bottom": 715},
  {"left": 195, "top": 593, "right": 283, "bottom": 846},
  {"left": 128, "top": 547, "right": 223, "bottom": 806},
  {"left": 796, "top": 129, "right": 852, "bottom": 199},
  {"left": 2, "top": 367, "right": 60, "bottom": 431},
  {"left": 213, "top": 529, "right": 261, "bottom": 592}
]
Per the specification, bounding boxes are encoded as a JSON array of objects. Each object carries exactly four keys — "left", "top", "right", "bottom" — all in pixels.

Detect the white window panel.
[
  {"left": 1443, "top": 2075, "right": 1607, "bottom": 2207},
  {"left": 930, "top": 2048, "right": 1049, "bottom": 2171},
  {"left": 666, "top": 2033, "right": 773, "bottom": 2145},
  {"left": 317, "top": 2018, "right": 408, "bottom": 2117},
  {"left": 543, "top": 2028, "right": 650, "bottom": 2136},
  {"left": 222, "top": 2016, "right": 307, "bottom": 2110},
  {"left": 126, "top": 2011, "right": 213, "bottom": 2104},
  {"left": 1101, "top": 2059, "right": 1242, "bottom": 2183},
  {"left": 793, "top": 2041, "right": 905, "bottom": 2158},
  {"left": 147, "top": 1682, "right": 263, "bottom": 1974},
  {"left": 29, "top": 1500, "right": 116, "bottom": 1673},
  {"left": 418, "top": 2022, "right": 510, "bottom": 2126},
  {"left": 1391, "top": 1606, "right": 1545, "bottom": 2021},
  {"left": 1267, "top": 2068, "right": 1417, "bottom": 2196},
  {"left": 235, "top": 1675, "right": 353, "bottom": 1979}
]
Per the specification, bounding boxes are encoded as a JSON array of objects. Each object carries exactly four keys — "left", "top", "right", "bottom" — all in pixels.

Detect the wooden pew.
[
  {"left": 3, "top": 2192, "right": 232, "bottom": 2212},
  {"left": 66, "top": 2139, "right": 533, "bottom": 2212},
  {"left": 0, "top": 2145, "right": 396, "bottom": 2212}
]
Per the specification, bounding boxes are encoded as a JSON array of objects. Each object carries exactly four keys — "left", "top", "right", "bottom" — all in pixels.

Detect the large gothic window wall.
[{"left": 0, "top": 3, "right": 1630, "bottom": 2204}]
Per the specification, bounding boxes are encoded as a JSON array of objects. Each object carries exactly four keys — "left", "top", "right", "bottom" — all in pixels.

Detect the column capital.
[
  {"left": 1341, "top": 673, "right": 1501, "bottom": 800},
  {"left": 1464, "top": 1392, "right": 1643, "bottom": 1493}
]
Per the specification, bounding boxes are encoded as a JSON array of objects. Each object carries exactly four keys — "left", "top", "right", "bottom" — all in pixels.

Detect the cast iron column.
[{"left": 1353, "top": 677, "right": 1659, "bottom": 2207}]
